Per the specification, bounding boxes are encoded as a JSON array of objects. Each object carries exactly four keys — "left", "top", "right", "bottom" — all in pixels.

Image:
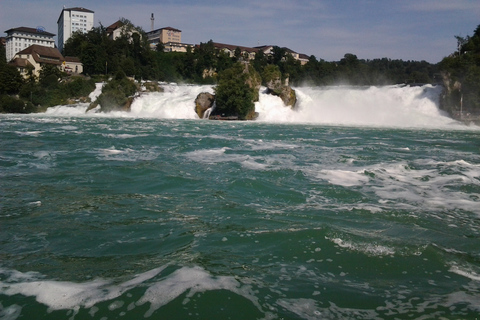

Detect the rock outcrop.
[
  {"left": 263, "top": 65, "right": 297, "bottom": 109},
  {"left": 439, "top": 71, "right": 462, "bottom": 117},
  {"left": 194, "top": 92, "right": 215, "bottom": 118}
]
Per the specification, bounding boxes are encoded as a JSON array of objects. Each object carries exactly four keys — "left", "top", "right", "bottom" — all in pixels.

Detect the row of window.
[{"left": 16, "top": 33, "right": 51, "bottom": 39}]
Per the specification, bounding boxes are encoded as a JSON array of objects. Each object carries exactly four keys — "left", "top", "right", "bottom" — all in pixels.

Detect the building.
[
  {"left": 212, "top": 42, "right": 258, "bottom": 60},
  {"left": 106, "top": 20, "right": 141, "bottom": 41},
  {"left": 210, "top": 43, "right": 310, "bottom": 65},
  {"left": 146, "top": 27, "right": 189, "bottom": 52},
  {"left": 57, "top": 7, "right": 94, "bottom": 53},
  {"left": 4, "top": 27, "right": 55, "bottom": 62},
  {"left": 9, "top": 44, "right": 83, "bottom": 79}
]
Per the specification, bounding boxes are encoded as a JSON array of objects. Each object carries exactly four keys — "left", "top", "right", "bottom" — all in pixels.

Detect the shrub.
[{"left": 0, "top": 95, "right": 35, "bottom": 113}]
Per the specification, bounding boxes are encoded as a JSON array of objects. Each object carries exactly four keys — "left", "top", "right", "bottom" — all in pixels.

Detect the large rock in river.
[{"left": 194, "top": 92, "right": 215, "bottom": 118}]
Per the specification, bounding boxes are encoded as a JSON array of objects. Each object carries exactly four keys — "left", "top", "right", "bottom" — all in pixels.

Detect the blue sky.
[{"left": 1, "top": 0, "right": 479, "bottom": 63}]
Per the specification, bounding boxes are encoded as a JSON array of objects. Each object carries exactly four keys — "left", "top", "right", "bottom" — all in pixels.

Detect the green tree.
[
  {"left": 439, "top": 24, "right": 480, "bottom": 114},
  {"left": 0, "top": 64, "right": 23, "bottom": 94},
  {"left": 214, "top": 63, "right": 256, "bottom": 119}
]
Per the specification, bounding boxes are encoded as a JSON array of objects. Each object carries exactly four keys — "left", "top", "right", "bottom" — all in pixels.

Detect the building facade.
[
  {"left": 4, "top": 27, "right": 55, "bottom": 62},
  {"left": 9, "top": 44, "right": 83, "bottom": 79},
  {"left": 146, "top": 27, "right": 183, "bottom": 51},
  {"left": 57, "top": 7, "right": 94, "bottom": 53},
  {"left": 106, "top": 20, "right": 141, "bottom": 42}
]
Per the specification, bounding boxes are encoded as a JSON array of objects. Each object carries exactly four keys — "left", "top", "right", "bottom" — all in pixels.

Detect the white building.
[
  {"left": 57, "top": 7, "right": 94, "bottom": 53},
  {"left": 4, "top": 27, "right": 55, "bottom": 62}
]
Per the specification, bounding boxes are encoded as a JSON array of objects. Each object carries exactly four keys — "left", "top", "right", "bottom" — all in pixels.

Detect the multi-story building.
[
  {"left": 146, "top": 27, "right": 190, "bottom": 52},
  {"left": 57, "top": 7, "right": 94, "bottom": 53},
  {"left": 4, "top": 27, "right": 55, "bottom": 62}
]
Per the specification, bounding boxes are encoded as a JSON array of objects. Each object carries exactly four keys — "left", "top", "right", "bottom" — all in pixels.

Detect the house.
[
  {"left": 57, "top": 7, "right": 94, "bottom": 53},
  {"left": 209, "top": 43, "right": 310, "bottom": 65},
  {"left": 63, "top": 56, "right": 83, "bottom": 75},
  {"left": 212, "top": 42, "right": 258, "bottom": 60},
  {"left": 4, "top": 27, "right": 55, "bottom": 62},
  {"left": 106, "top": 20, "right": 141, "bottom": 41},
  {"left": 9, "top": 44, "right": 83, "bottom": 79}
]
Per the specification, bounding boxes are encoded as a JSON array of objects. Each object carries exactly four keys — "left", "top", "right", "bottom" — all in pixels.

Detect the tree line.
[{"left": 63, "top": 21, "right": 440, "bottom": 86}]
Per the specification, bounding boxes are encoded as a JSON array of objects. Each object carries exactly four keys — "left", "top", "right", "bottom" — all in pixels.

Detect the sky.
[{"left": 1, "top": 0, "right": 479, "bottom": 63}]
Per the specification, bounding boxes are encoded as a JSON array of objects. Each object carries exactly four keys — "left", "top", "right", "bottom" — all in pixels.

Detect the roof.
[
  {"left": 4, "top": 26, "right": 55, "bottom": 37},
  {"left": 9, "top": 57, "right": 33, "bottom": 68},
  {"left": 106, "top": 20, "right": 124, "bottom": 33},
  {"left": 162, "top": 27, "right": 181, "bottom": 32},
  {"left": 65, "top": 7, "right": 94, "bottom": 13},
  {"left": 146, "top": 26, "right": 182, "bottom": 34},
  {"left": 213, "top": 42, "right": 258, "bottom": 53},
  {"left": 64, "top": 56, "right": 81, "bottom": 63},
  {"left": 255, "top": 45, "right": 298, "bottom": 54},
  {"left": 58, "top": 7, "right": 94, "bottom": 23},
  {"left": 16, "top": 44, "right": 64, "bottom": 65}
]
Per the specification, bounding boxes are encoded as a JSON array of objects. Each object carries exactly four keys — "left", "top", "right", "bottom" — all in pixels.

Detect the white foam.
[
  {"left": 0, "top": 266, "right": 264, "bottom": 318},
  {"left": 256, "top": 85, "right": 458, "bottom": 128},
  {"left": 39, "top": 84, "right": 473, "bottom": 130},
  {"left": 318, "top": 169, "right": 370, "bottom": 187},
  {"left": 0, "top": 303, "right": 22, "bottom": 320},
  {"left": 449, "top": 266, "right": 480, "bottom": 282},
  {"left": 0, "top": 267, "right": 166, "bottom": 311},
  {"left": 136, "top": 266, "right": 262, "bottom": 317},
  {"left": 89, "top": 82, "right": 104, "bottom": 102},
  {"left": 330, "top": 238, "right": 395, "bottom": 256}
]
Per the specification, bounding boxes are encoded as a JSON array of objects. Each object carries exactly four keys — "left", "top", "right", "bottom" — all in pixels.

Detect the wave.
[{"left": 43, "top": 84, "right": 463, "bottom": 128}]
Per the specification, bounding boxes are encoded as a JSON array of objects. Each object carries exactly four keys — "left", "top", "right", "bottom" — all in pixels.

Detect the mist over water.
[{"left": 43, "top": 84, "right": 462, "bottom": 129}]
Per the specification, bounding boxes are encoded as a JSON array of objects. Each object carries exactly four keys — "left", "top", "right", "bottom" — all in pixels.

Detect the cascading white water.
[
  {"left": 255, "top": 85, "right": 453, "bottom": 127},
  {"left": 44, "top": 83, "right": 461, "bottom": 128}
]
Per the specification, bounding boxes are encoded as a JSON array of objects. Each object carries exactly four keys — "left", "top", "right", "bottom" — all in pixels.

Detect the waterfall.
[{"left": 43, "top": 84, "right": 460, "bottom": 128}]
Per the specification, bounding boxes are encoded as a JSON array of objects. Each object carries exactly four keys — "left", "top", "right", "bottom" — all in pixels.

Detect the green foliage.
[
  {"left": 0, "top": 63, "right": 23, "bottom": 94},
  {"left": 262, "top": 64, "right": 282, "bottom": 93},
  {"left": 214, "top": 63, "right": 255, "bottom": 119},
  {"left": 96, "top": 71, "right": 137, "bottom": 111},
  {"left": 63, "top": 77, "right": 96, "bottom": 98},
  {"left": 439, "top": 24, "right": 480, "bottom": 114},
  {"left": 0, "top": 94, "right": 35, "bottom": 113}
]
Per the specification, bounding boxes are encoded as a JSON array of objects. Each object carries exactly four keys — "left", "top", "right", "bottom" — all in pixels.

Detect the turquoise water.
[{"left": 1, "top": 86, "right": 480, "bottom": 319}]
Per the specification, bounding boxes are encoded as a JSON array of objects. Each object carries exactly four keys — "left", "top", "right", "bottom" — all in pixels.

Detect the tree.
[
  {"left": 439, "top": 24, "right": 480, "bottom": 115},
  {"left": 0, "top": 64, "right": 23, "bottom": 95},
  {"left": 214, "top": 63, "right": 256, "bottom": 119}
]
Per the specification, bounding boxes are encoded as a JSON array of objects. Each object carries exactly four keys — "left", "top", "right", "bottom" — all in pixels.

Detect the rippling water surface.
[{"left": 1, "top": 85, "right": 480, "bottom": 319}]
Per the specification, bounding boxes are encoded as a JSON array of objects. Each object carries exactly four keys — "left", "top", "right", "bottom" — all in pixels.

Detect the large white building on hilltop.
[
  {"left": 57, "top": 7, "right": 94, "bottom": 53},
  {"left": 4, "top": 27, "right": 55, "bottom": 62}
]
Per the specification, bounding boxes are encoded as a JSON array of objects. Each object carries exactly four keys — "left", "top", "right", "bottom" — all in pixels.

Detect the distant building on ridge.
[
  {"left": 4, "top": 27, "right": 55, "bottom": 62},
  {"left": 57, "top": 7, "right": 94, "bottom": 53},
  {"left": 146, "top": 27, "right": 190, "bottom": 52},
  {"left": 106, "top": 20, "right": 142, "bottom": 41}
]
